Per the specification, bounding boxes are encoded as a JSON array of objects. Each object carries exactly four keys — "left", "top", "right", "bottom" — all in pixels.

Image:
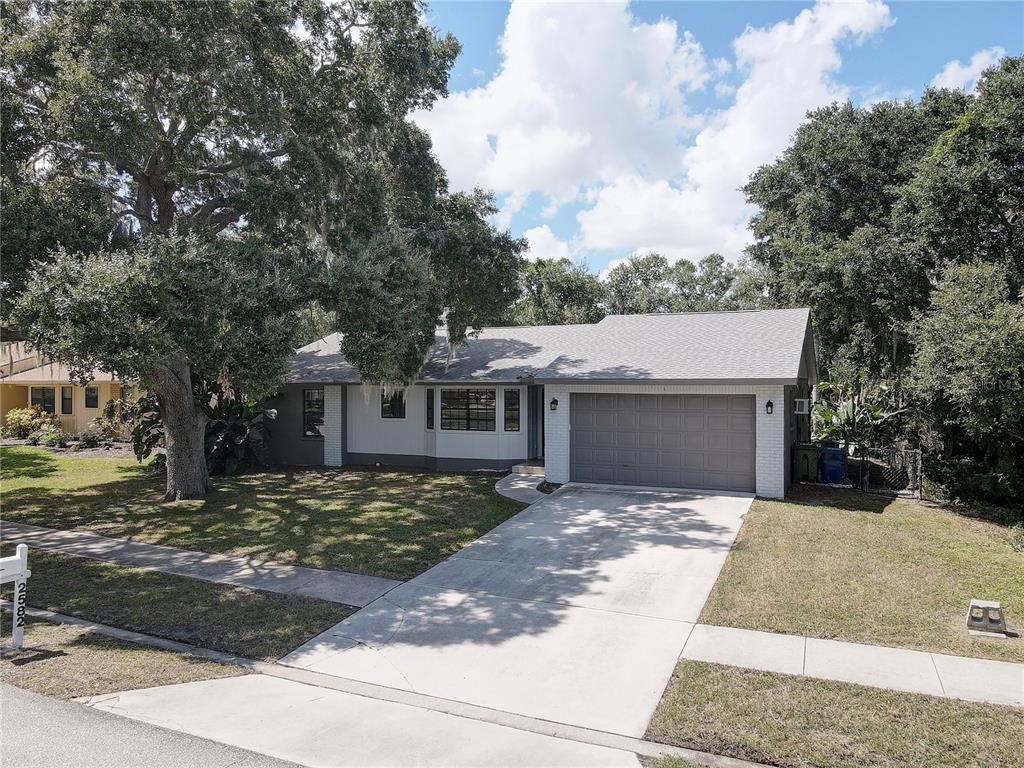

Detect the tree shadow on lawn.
[
  {"left": 0, "top": 444, "right": 60, "bottom": 479},
  {"left": 0, "top": 465, "right": 528, "bottom": 579}
]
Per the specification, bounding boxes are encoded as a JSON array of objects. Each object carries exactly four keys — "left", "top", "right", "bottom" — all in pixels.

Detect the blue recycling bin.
[{"left": 820, "top": 446, "right": 848, "bottom": 484}]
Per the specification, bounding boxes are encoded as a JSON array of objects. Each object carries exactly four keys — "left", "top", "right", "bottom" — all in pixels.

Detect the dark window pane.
[
  {"left": 381, "top": 389, "right": 406, "bottom": 419},
  {"left": 441, "top": 389, "right": 467, "bottom": 430},
  {"left": 303, "top": 388, "right": 324, "bottom": 437},
  {"left": 85, "top": 386, "right": 99, "bottom": 408},
  {"left": 31, "top": 387, "right": 55, "bottom": 414},
  {"left": 61, "top": 386, "right": 73, "bottom": 415},
  {"left": 426, "top": 389, "right": 435, "bottom": 429},
  {"left": 504, "top": 389, "right": 520, "bottom": 431}
]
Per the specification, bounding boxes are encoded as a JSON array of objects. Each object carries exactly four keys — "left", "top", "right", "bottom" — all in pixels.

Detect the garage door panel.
[
  {"left": 685, "top": 432, "right": 706, "bottom": 450},
  {"left": 660, "top": 412, "right": 682, "bottom": 429},
  {"left": 706, "top": 413, "right": 729, "bottom": 430},
  {"left": 638, "top": 431, "right": 660, "bottom": 448},
  {"left": 570, "top": 393, "right": 755, "bottom": 493}
]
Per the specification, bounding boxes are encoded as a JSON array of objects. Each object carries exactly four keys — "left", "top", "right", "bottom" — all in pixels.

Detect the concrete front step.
[{"left": 511, "top": 463, "right": 545, "bottom": 476}]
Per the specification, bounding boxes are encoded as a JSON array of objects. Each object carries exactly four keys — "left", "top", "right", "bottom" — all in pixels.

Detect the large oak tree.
[{"left": 6, "top": 0, "right": 524, "bottom": 499}]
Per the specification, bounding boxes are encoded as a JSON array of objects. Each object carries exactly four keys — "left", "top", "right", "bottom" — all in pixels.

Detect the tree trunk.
[{"left": 151, "top": 355, "right": 210, "bottom": 500}]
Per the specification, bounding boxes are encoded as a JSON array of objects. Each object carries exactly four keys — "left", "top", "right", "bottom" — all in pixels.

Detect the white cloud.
[
  {"left": 523, "top": 225, "right": 571, "bottom": 262},
  {"left": 930, "top": 46, "right": 1005, "bottom": 92},
  {"left": 578, "top": 0, "right": 893, "bottom": 262},
  {"left": 414, "top": 1, "right": 709, "bottom": 211}
]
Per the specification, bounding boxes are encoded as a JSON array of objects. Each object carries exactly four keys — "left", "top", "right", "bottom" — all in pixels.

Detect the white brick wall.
[
  {"left": 543, "top": 387, "right": 570, "bottom": 483},
  {"left": 755, "top": 387, "right": 785, "bottom": 498},
  {"left": 543, "top": 382, "right": 787, "bottom": 498},
  {"left": 323, "top": 384, "right": 344, "bottom": 467}
]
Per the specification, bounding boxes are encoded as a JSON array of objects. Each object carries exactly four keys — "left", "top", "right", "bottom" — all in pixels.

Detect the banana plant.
[{"left": 813, "top": 377, "right": 905, "bottom": 449}]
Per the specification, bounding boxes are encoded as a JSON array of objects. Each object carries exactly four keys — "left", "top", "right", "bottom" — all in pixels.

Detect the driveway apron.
[{"left": 282, "top": 485, "right": 751, "bottom": 737}]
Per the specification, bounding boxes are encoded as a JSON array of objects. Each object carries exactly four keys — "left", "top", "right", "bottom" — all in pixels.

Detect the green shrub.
[
  {"left": 4, "top": 406, "right": 58, "bottom": 438},
  {"left": 29, "top": 423, "right": 68, "bottom": 448},
  {"left": 76, "top": 418, "right": 114, "bottom": 449}
]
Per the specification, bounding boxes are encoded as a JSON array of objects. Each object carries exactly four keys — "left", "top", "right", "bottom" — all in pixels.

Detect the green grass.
[
  {"left": 2, "top": 550, "right": 354, "bottom": 661},
  {"left": 0, "top": 444, "right": 526, "bottom": 579},
  {"left": 1, "top": 616, "right": 241, "bottom": 700},
  {"left": 648, "top": 660, "right": 1024, "bottom": 768},
  {"left": 701, "top": 486, "right": 1024, "bottom": 663}
]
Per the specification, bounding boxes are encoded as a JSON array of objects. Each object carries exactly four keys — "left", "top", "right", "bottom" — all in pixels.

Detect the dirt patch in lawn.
[
  {"left": 1, "top": 616, "right": 241, "bottom": 700},
  {"left": 648, "top": 660, "right": 1024, "bottom": 768},
  {"left": 701, "top": 486, "right": 1024, "bottom": 662}
]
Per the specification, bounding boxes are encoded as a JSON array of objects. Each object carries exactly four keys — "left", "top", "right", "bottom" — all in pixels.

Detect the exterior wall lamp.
[
  {"left": 765, "top": 400, "right": 774, "bottom": 415},
  {"left": 550, "top": 397, "right": 559, "bottom": 411}
]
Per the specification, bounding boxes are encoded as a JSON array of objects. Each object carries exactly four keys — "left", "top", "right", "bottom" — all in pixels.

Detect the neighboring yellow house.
[{"left": 0, "top": 354, "right": 129, "bottom": 435}]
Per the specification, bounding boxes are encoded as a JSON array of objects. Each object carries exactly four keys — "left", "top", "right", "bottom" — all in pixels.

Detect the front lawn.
[
  {"left": 3, "top": 550, "right": 354, "bottom": 660},
  {"left": 0, "top": 444, "right": 526, "bottom": 579},
  {"left": 1, "top": 616, "right": 242, "bottom": 700},
  {"left": 648, "top": 660, "right": 1024, "bottom": 768},
  {"left": 701, "top": 486, "right": 1024, "bottom": 662}
]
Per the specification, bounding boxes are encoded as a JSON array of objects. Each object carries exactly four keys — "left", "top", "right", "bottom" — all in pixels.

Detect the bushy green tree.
[
  {"left": 603, "top": 253, "right": 672, "bottom": 315},
  {"left": 510, "top": 259, "right": 605, "bottom": 326},
  {"left": 744, "top": 90, "right": 970, "bottom": 376},
  {"left": 909, "top": 262, "right": 1024, "bottom": 503},
  {"left": 7, "top": 0, "right": 523, "bottom": 498}
]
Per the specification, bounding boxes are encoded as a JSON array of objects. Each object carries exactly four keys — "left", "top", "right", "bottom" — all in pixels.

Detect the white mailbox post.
[{"left": 1, "top": 544, "right": 31, "bottom": 650}]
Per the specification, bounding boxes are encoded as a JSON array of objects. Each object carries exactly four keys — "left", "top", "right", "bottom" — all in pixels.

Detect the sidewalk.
[
  {"left": 680, "top": 624, "right": 1024, "bottom": 708},
  {"left": 0, "top": 520, "right": 400, "bottom": 607},
  {"left": 1, "top": 684, "right": 298, "bottom": 768}
]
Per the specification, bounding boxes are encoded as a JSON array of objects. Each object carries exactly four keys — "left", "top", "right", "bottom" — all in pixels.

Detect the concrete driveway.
[{"left": 282, "top": 484, "right": 751, "bottom": 736}]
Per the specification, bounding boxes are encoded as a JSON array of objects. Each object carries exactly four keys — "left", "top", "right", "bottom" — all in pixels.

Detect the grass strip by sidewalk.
[
  {"left": 0, "top": 444, "right": 526, "bottom": 579},
  {"left": 1, "top": 616, "right": 241, "bottom": 700},
  {"left": 1, "top": 550, "right": 355, "bottom": 661},
  {"left": 700, "top": 486, "right": 1024, "bottom": 663},
  {"left": 648, "top": 660, "right": 1024, "bottom": 768}
]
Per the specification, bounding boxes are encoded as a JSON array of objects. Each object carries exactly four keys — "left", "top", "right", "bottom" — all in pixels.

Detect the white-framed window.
[
  {"left": 381, "top": 389, "right": 406, "bottom": 419},
  {"left": 503, "top": 389, "right": 520, "bottom": 432}
]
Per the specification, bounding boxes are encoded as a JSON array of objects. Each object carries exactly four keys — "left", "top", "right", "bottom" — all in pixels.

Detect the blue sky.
[{"left": 413, "top": 1, "right": 1022, "bottom": 275}]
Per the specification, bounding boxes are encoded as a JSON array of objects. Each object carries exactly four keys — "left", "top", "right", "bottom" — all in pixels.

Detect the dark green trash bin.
[{"left": 793, "top": 443, "right": 821, "bottom": 482}]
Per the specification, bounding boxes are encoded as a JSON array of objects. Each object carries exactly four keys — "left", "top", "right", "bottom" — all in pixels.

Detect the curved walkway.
[{"left": 494, "top": 473, "right": 545, "bottom": 504}]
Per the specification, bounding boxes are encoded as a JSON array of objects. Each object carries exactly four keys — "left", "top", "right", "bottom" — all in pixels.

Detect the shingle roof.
[
  {"left": 285, "top": 308, "right": 813, "bottom": 385},
  {"left": 535, "top": 309, "right": 812, "bottom": 382}
]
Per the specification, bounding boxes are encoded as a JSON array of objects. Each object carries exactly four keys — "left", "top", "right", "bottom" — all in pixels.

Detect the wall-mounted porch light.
[
  {"left": 549, "top": 397, "right": 559, "bottom": 411},
  {"left": 765, "top": 400, "right": 774, "bottom": 415}
]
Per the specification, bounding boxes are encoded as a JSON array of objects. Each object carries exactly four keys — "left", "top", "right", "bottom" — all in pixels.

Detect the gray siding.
[{"left": 265, "top": 384, "right": 325, "bottom": 466}]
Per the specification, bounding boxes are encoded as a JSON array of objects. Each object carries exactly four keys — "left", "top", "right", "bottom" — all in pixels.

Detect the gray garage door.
[{"left": 570, "top": 393, "right": 756, "bottom": 492}]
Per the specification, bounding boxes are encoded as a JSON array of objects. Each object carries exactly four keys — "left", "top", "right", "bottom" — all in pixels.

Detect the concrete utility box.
[{"left": 966, "top": 599, "right": 1007, "bottom": 637}]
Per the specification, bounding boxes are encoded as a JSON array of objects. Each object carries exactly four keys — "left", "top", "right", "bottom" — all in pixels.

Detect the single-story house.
[
  {"left": 0, "top": 355, "right": 130, "bottom": 435},
  {"left": 266, "top": 308, "right": 816, "bottom": 498}
]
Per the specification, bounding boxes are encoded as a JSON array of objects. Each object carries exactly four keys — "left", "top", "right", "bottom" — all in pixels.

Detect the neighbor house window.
[
  {"left": 61, "top": 386, "right": 73, "bottom": 415},
  {"left": 85, "top": 386, "right": 99, "bottom": 408},
  {"left": 504, "top": 389, "right": 520, "bottom": 432},
  {"left": 441, "top": 388, "right": 496, "bottom": 431},
  {"left": 303, "top": 388, "right": 324, "bottom": 437},
  {"left": 381, "top": 389, "right": 406, "bottom": 419},
  {"left": 30, "top": 386, "right": 55, "bottom": 414},
  {"left": 426, "top": 388, "right": 435, "bottom": 430}
]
